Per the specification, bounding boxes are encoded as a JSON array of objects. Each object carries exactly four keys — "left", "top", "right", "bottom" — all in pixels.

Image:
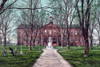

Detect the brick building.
[{"left": 17, "top": 22, "right": 84, "bottom": 46}]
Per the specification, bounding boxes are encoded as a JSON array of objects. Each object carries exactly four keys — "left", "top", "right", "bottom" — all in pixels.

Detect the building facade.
[{"left": 17, "top": 22, "right": 84, "bottom": 46}]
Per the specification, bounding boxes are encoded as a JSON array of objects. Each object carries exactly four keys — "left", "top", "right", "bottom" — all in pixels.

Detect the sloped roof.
[
  {"left": 18, "top": 22, "right": 81, "bottom": 29},
  {"left": 41, "top": 22, "right": 58, "bottom": 29},
  {"left": 18, "top": 24, "right": 41, "bottom": 29}
]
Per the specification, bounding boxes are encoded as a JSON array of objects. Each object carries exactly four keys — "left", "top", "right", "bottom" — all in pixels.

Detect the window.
[
  {"left": 79, "top": 38, "right": 82, "bottom": 43},
  {"left": 49, "top": 30, "right": 52, "bottom": 34},
  {"left": 75, "top": 38, "right": 77, "bottom": 42},
  {"left": 44, "top": 38, "right": 47, "bottom": 44},
  {"left": 53, "top": 38, "right": 57, "bottom": 43},
  {"left": 32, "top": 32, "right": 34, "bottom": 34},
  {"left": 71, "top": 37, "right": 73, "bottom": 42},
  {"left": 40, "top": 31, "right": 43, "bottom": 34},
  {"left": 75, "top": 31, "right": 77, "bottom": 35},
  {"left": 54, "top": 30, "right": 56, "bottom": 34},
  {"left": 71, "top": 31, "right": 73, "bottom": 35},
  {"left": 44, "top": 30, "right": 47, "bottom": 34},
  {"left": 79, "top": 31, "right": 82, "bottom": 35}
]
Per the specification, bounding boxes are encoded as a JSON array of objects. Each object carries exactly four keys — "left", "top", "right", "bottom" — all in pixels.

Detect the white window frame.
[
  {"left": 44, "top": 30, "right": 47, "bottom": 34},
  {"left": 49, "top": 30, "right": 52, "bottom": 34},
  {"left": 54, "top": 30, "right": 56, "bottom": 34},
  {"left": 75, "top": 31, "right": 77, "bottom": 35}
]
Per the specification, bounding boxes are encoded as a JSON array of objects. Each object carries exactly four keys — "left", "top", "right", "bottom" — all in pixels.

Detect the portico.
[{"left": 41, "top": 22, "right": 59, "bottom": 46}]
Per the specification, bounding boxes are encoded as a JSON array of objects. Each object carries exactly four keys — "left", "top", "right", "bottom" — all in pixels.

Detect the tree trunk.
[
  {"left": 29, "top": 40, "right": 31, "bottom": 51},
  {"left": 26, "top": 34, "right": 29, "bottom": 47},
  {"left": 61, "top": 33, "right": 63, "bottom": 48},
  {"left": 84, "top": 41, "right": 89, "bottom": 57},
  {"left": 4, "top": 35, "right": 6, "bottom": 49},
  {"left": 90, "top": 36, "right": 93, "bottom": 50},
  {"left": 67, "top": 39, "right": 70, "bottom": 50},
  {"left": 99, "top": 37, "right": 100, "bottom": 46},
  {"left": 66, "top": 34, "right": 70, "bottom": 50},
  {"left": 29, "top": 34, "right": 33, "bottom": 51},
  {"left": 3, "top": 34, "right": 6, "bottom": 56},
  {"left": 26, "top": 39, "right": 28, "bottom": 47},
  {"left": 84, "top": 33, "right": 89, "bottom": 57},
  {"left": 29, "top": 0, "right": 33, "bottom": 50}
]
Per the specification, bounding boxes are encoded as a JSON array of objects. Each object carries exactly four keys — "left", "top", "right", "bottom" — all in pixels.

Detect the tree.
[
  {"left": 0, "top": 0, "right": 17, "bottom": 15},
  {"left": 20, "top": 0, "right": 48, "bottom": 50},
  {"left": 95, "top": 12, "right": 100, "bottom": 46},
  {"left": 75, "top": 0, "right": 94, "bottom": 57},
  {"left": 95, "top": 1, "right": 100, "bottom": 46},
  {"left": 88, "top": 0, "right": 100, "bottom": 49},
  {"left": 48, "top": 0, "right": 75, "bottom": 50},
  {"left": 0, "top": 10, "right": 17, "bottom": 56},
  {"left": 0, "top": 0, "right": 7, "bottom": 10},
  {"left": 88, "top": 20, "right": 96, "bottom": 49}
]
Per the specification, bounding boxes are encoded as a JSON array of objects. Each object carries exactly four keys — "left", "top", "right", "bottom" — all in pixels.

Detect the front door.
[{"left": 48, "top": 37, "right": 52, "bottom": 46}]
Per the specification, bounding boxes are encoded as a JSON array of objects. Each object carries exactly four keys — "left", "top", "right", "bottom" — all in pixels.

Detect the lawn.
[
  {"left": 57, "top": 45, "right": 100, "bottom": 67},
  {"left": 0, "top": 45, "right": 45, "bottom": 67}
]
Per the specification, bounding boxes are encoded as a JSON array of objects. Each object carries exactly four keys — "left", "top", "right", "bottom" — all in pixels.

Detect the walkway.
[{"left": 32, "top": 47, "right": 72, "bottom": 67}]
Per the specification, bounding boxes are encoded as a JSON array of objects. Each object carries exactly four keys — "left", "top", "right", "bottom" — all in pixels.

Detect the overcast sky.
[{"left": 41, "top": 0, "right": 49, "bottom": 6}]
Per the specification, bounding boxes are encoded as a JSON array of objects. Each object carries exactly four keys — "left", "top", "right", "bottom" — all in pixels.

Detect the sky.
[
  {"left": 41, "top": 0, "right": 49, "bottom": 6},
  {"left": 9, "top": 0, "right": 49, "bottom": 43}
]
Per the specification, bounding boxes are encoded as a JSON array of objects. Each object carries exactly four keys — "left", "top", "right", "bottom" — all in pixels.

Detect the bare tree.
[
  {"left": 95, "top": 1, "right": 100, "bottom": 46},
  {"left": 0, "top": 10, "right": 17, "bottom": 56},
  {"left": 88, "top": 0, "right": 100, "bottom": 49},
  {"left": 0, "top": 0, "right": 7, "bottom": 10},
  {"left": 75, "top": 0, "right": 94, "bottom": 57},
  {"left": 48, "top": 0, "right": 75, "bottom": 50},
  {"left": 95, "top": 14, "right": 100, "bottom": 46},
  {"left": 0, "top": 0, "right": 17, "bottom": 15},
  {"left": 19, "top": 0, "right": 48, "bottom": 50},
  {"left": 88, "top": 21, "right": 96, "bottom": 50}
]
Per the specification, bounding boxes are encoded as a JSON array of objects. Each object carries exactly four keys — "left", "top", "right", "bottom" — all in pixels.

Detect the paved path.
[{"left": 32, "top": 47, "right": 72, "bottom": 67}]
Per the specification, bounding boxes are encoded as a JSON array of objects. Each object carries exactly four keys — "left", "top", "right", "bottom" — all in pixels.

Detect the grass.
[
  {"left": 0, "top": 45, "right": 45, "bottom": 67},
  {"left": 0, "top": 45, "right": 100, "bottom": 67},
  {"left": 57, "top": 45, "right": 100, "bottom": 67}
]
